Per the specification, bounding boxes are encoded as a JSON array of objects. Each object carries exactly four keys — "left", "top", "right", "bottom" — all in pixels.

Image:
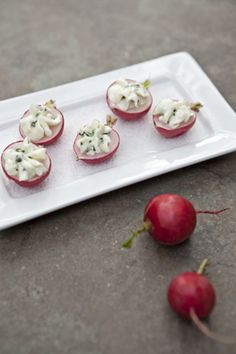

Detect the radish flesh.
[{"left": 122, "top": 194, "right": 229, "bottom": 248}]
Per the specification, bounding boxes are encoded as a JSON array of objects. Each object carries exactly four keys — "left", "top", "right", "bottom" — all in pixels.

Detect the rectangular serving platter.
[{"left": 0, "top": 52, "right": 236, "bottom": 230}]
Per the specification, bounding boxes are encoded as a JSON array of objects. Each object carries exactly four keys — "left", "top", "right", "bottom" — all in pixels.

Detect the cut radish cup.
[
  {"left": 1, "top": 140, "right": 51, "bottom": 187},
  {"left": 73, "top": 115, "right": 120, "bottom": 164},
  {"left": 106, "top": 79, "right": 153, "bottom": 121},
  {"left": 153, "top": 100, "right": 202, "bottom": 138},
  {"left": 19, "top": 100, "right": 64, "bottom": 146},
  {"left": 153, "top": 114, "right": 196, "bottom": 138}
]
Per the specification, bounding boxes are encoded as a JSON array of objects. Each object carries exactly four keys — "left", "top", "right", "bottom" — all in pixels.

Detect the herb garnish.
[{"left": 142, "top": 79, "right": 151, "bottom": 90}]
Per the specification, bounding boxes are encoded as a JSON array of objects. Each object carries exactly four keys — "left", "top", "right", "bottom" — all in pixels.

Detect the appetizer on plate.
[
  {"left": 153, "top": 99, "right": 203, "bottom": 138},
  {"left": 1, "top": 138, "right": 51, "bottom": 187},
  {"left": 19, "top": 99, "right": 64, "bottom": 145},
  {"left": 106, "top": 79, "right": 152, "bottom": 120},
  {"left": 73, "top": 115, "right": 120, "bottom": 164}
]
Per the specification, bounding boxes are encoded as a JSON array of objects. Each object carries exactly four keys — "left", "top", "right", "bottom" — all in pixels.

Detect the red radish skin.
[
  {"left": 153, "top": 113, "right": 196, "bottom": 138},
  {"left": 106, "top": 80, "right": 153, "bottom": 121},
  {"left": 19, "top": 108, "right": 64, "bottom": 146},
  {"left": 1, "top": 140, "right": 51, "bottom": 188},
  {"left": 167, "top": 271, "right": 216, "bottom": 319},
  {"left": 167, "top": 259, "right": 235, "bottom": 344},
  {"left": 122, "top": 194, "right": 229, "bottom": 248},
  {"left": 144, "top": 194, "right": 196, "bottom": 245},
  {"left": 73, "top": 128, "right": 120, "bottom": 164}
]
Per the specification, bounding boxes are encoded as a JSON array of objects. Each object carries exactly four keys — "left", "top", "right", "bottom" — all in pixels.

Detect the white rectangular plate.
[{"left": 1, "top": 52, "right": 236, "bottom": 230}]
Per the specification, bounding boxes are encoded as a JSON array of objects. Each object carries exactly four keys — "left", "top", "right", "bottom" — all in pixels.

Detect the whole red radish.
[
  {"left": 106, "top": 79, "right": 153, "bottom": 121},
  {"left": 122, "top": 194, "right": 228, "bottom": 248},
  {"left": 168, "top": 259, "right": 215, "bottom": 319},
  {"left": 167, "top": 259, "right": 235, "bottom": 343}
]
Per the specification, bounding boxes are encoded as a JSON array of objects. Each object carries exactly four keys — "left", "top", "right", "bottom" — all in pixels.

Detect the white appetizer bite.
[
  {"left": 153, "top": 99, "right": 203, "bottom": 138},
  {"left": 19, "top": 100, "right": 64, "bottom": 145},
  {"left": 1, "top": 138, "right": 51, "bottom": 187},
  {"left": 73, "top": 115, "right": 120, "bottom": 164},
  {"left": 106, "top": 79, "right": 152, "bottom": 120}
]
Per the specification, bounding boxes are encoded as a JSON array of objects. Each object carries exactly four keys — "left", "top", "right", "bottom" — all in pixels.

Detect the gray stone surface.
[{"left": 0, "top": 0, "right": 236, "bottom": 353}]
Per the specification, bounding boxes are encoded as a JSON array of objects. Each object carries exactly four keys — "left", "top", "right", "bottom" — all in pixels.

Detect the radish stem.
[
  {"left": 122, "top": 222, "right": 151, "bottom": 248},
  {"left": 190, "top": 308, "right": 235, "bottom": 344},
  {"left": 196, "top": 208, "right": 229, "bottom": 215},
  {"left": 197, "top": 258, "right": 209, "bottom": 275},
  {"left": 190, "top": 102, "right": 203, "bottom": 112},
  {"left": 106, "top": 115, "right": 117, "bottom": 127}
]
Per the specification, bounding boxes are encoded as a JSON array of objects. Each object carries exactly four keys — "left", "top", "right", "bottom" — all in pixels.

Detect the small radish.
[
  {"left": 153, "top": 99, "right": 202, "bottom": 138},
  {"left": 106, "top": 79, "right": 153, "bottom": 121},
  {"left": 1, "top": 138, "right": 51, "bottom": 187},
  {"left": 122, "top": 194, "right": 228, "bottom": 248},
  {"left": 19, "top": 99, "right": 64, "bottom": 146},
  {"left": 73, "top": 115, "right": 120, "bottom": 164},
  {"left": 168, "top": 259, "right": 235, "bottom": 343}
]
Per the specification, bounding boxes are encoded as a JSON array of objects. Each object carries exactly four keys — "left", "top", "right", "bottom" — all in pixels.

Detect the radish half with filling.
[
  {"left": 153, "top": 99, "right": 203, "bottom": 138},
  {"left": 106, "top": 79, "right": 152, "bottom": 121},
  {"left": 73, "top": 115, "right": 120, "bottom": 164},
  {"left": 19, "top": 99, "right": 64, "bottom": 145},
  {"left": 1, "top": 138, "right": 51, "bottom": 187}
]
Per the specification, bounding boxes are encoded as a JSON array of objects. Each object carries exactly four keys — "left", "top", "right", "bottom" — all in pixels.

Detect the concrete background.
[{"left": 0, "top": 0, "right": 236, "bottom": 353}]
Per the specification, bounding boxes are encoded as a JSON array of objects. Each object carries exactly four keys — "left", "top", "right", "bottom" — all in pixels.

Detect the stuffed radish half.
[
  {"left": 1, "top": 138, "right": 51, "bottom": 187},
  {"left": 19, "top": 99, "right": 64, "bottom": 145},
  {"left": 153, "top": 99, "right": 203, "bottom": 138},
  {"left": 73, "top": 115, "right": 120, "bottom": 164},
  {"left": 106, "top": 79, "right": 152, "bottom": 121}
]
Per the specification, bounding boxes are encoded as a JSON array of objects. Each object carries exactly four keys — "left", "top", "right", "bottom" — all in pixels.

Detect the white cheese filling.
[
  {"left": 20, "top": 100, "right": 62, "bottom": 141},
  {"left": 154, "top": 99, "right": 194, "bottom": 128},
  {"left": 77, "top": 120, "right": 112, "bottom": 156},
  {"left": 3, "top": 138, "right": 48, "bottom": 181},
  {"left": 108, "top": 79, "right": 150, "bottom": 111}
]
